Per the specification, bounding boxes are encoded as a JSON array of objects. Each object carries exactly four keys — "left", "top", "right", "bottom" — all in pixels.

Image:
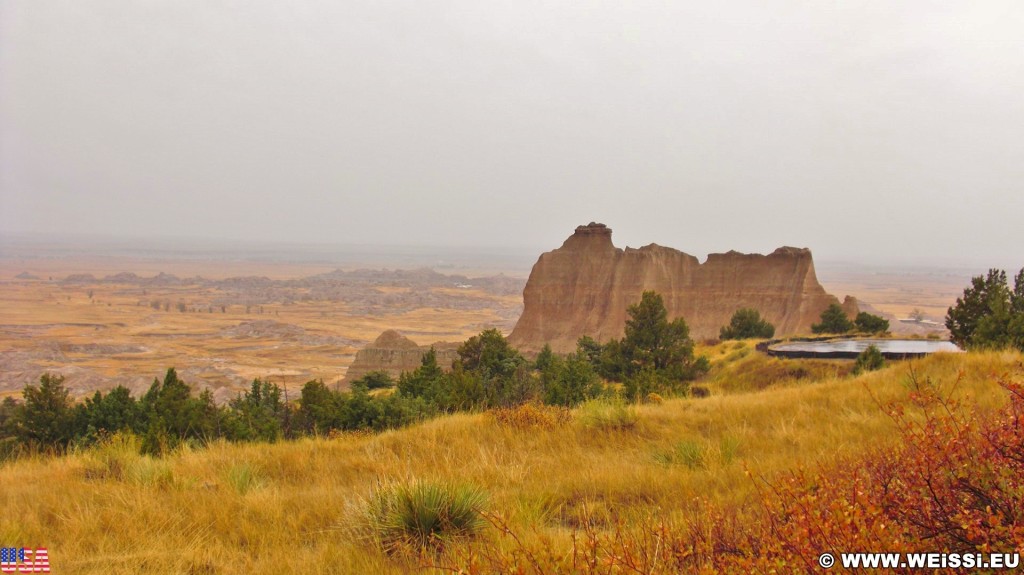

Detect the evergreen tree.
[
  {"left": 812, "top": 303, "right": 855, "bottom": 334},
  {"left": 397, "top": 347, "right": 444, "bottom": 401},
  {"left": 298, "top": 379, "right": 340, "bottom": 434},
  {"left": 352, "top": 371, "right": 395, "bottom": 390},
  {"left": 456, "top": 329, "right": 523, "bottom": 380},
  {"left": 534, "top": 344, "right": 556, "bottom": 372},
  {"left": 853, "top": 344, "right": 886, "bottom": 375},
  {"left": 621, "top": 291, "right": 706, "bottom": 383},
  {"left": 946, "top": 268, "right": 1024, "bottom": 351},
  {"left": 597, "top": 338, "right": 624, "bottom": 382},
  {"left": 720, "top": 308, "right": 776, "bottom": 340},
  {"left": 452, "top": 330, "right": 532, "bottom": 408},
  {"left": 542, "top": 352, "right": 602, "bottom": 407},
  {"left": 575, "top": 336, "right": 603, "bottom": 368},
  {"left": 0, "top": 397, "right": 18, "bottom": 438},
  {"left": 82, "top": 385, "right": 141, "bottom": 437},
  {"left": 138, "top": 368, "right": 219, "bottom": 453},
  {"left": 225, "top": 379, "right": 285, "bottom": 442},
  {"left": 16, "top": 374, "right": 76, "bottom": 449},
  {"left": 854, "top": 312, "right": 890, "bottom": 334}
]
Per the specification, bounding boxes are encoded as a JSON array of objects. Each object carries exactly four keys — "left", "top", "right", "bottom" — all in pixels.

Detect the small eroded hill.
[
  {"left": 343, "top": 330, "right": 459, "bottom": 384},
  {"left": 509, "top": 223, "right": 856, "bottom": 352}
]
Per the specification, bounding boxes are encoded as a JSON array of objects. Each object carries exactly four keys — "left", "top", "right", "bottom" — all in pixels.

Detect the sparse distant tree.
[
  {"left": 812, "top": 303, "right": 855, "bottom": 334},
  {"left": 177, "top": 302, "right": 187, "bottom": 313},
  {"left": 909, "top": 308, "right": 926, "bottom": 322},
  {"left": 720, "top": 308, "right": 776, "bottom": 340}
]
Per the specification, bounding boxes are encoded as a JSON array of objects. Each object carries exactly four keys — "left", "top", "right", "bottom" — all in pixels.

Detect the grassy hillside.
[{"left": 1, "top": 349, "right": 1020, "bottom": 574}]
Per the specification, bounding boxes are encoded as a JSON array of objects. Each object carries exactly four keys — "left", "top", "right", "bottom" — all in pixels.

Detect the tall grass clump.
[
  {"left": 577, "top": 398, "right": 639, "bottom": 431},
  {"left": 225, "top": 462, "right": 265, "bottom": 494},
  {"left": 81, "top": 432, "right": 141, "bottom": 480},
  {"left": 130, "top": 456, "right": 176, "bottom": 487},
  {"left": 80, "top": 433, "right": 182, "bottom": 488},
  {"left": 718, "top": 434, "right": 741, "bottom": 465},
  {"left": 363, "top": 480, "right": 487, "bottom": 554},
  {"left": 653, "top": 439, "right": 706, "bottom": 469}
]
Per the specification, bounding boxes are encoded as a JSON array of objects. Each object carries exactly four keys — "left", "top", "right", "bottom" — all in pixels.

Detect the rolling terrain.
[
  {"left": 0, "top": 349, "right": 1018, "bottom": 573},
  {"left": 0, "top": 258, "right": 523, "bottom": 402}
]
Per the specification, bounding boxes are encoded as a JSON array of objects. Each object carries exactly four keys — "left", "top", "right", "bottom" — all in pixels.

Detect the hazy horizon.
[
  {"left": 2, "top": 1, "right": 1022, "bottom": 267},
  {"left": 2, "top": 230, "right": 1017, "bottom": 276}
]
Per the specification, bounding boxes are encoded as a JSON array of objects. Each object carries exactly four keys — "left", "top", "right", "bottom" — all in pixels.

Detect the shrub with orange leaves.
[
  {"left": 488, "top": 403, "right": 572, "bottom": 429},
  {"left": 441, "top": 366, "right": 1024, "bottom": 574}
]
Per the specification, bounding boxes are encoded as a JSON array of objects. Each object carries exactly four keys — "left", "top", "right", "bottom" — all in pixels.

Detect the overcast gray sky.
[{"left": 1, "top": 1, "right": 1021, "bottom": 266}]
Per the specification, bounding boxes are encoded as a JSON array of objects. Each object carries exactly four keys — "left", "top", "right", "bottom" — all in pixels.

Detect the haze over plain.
[{"left": 1, "top": 1, "right": 1022, "bottom": 267}]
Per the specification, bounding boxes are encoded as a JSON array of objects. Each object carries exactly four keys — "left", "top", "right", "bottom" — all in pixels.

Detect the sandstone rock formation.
[
  {"left": 508, "top": 223, "right": 856, "bottom": 352},
  {"left": 343, "top": 330, "right": 459, "bottom": 384}
]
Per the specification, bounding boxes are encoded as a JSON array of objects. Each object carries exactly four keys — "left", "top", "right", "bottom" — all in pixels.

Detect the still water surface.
[{"left": 770, "top": 339, "right": 961, "bottom": 354}]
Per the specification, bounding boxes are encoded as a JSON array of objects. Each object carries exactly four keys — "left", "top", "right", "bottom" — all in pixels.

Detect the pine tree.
[
  {"left": 812, "top": 303, "right": 854, "bottom": 334},
  {"left": 720, "top": 308, "right": 776, "bottom": 340}
]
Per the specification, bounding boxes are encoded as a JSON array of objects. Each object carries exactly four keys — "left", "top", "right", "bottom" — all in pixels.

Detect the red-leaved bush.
[{"left": 439, "top": 367, "right": 1024, "bottom": 574}]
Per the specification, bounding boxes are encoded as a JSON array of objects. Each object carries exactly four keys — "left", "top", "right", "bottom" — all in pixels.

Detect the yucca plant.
[
  {"left": 364, "top": 480, "right": 487, "bottom": 554},
  {"left": 225, "top": 462, "right": 264, "bottom": 495},
  {"left": 577, "top": 398, "right": 639, "bottom": 431},
  {"left": 653, "top": 439, "right": 706, "bottom": 469}
]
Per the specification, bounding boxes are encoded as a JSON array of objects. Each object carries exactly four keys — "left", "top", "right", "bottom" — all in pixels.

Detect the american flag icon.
[{"left": 0, "top": 547, "right": 49, "bottom": 573}]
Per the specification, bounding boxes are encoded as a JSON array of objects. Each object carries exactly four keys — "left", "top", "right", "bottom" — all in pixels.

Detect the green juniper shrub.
[
  {"left": 853, "top": 344, "right": 886, "bottom": 375},
  {"left": 812, "top": 303, "right": 855, "bottom": 334},
  {"left": 854, "top": 312, "right": 890, "bottom": 334},
  {"left": 720, "top": 308, "right": 775, "bottom": 340}
]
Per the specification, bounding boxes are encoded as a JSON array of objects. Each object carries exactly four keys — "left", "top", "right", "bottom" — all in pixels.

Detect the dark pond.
[{"left": 767, "top": 338, "right": 961, "bottom": 359}]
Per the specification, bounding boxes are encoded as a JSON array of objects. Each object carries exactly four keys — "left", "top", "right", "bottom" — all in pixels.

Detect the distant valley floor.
[{"left": 0, "top": 254, "right": 965, "bottom": 400}]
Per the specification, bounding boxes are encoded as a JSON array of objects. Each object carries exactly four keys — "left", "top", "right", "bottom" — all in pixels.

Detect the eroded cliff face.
[
  {"left": 343, "top": 330, "right": 459, "bottom": 384},
  {"left": 508, "top": 223, "right": 855, "bottom": 352}
]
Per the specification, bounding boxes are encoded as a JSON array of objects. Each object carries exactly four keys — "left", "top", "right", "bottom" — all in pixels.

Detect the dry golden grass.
[
  {"left": 2, "top": 350, "right": 1019, "bottom": 574},
  {"left": 702, "top": 340, "right": 853, "bottom": 394}
]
